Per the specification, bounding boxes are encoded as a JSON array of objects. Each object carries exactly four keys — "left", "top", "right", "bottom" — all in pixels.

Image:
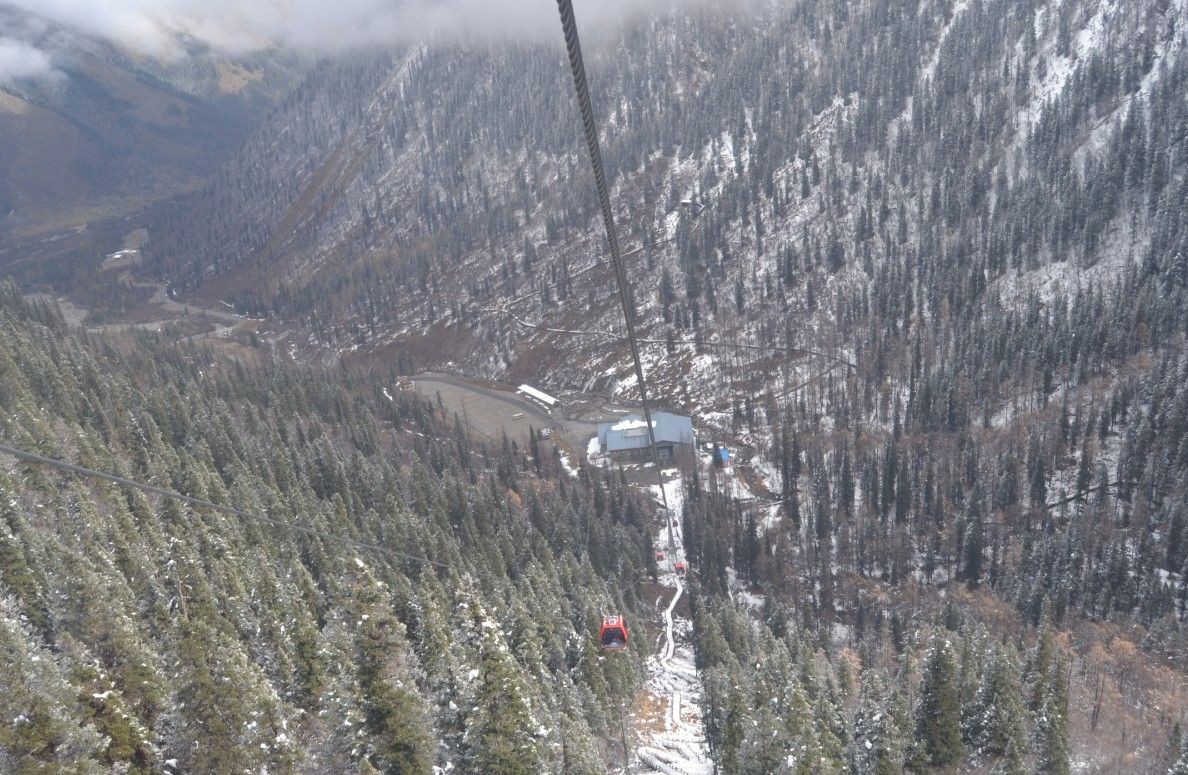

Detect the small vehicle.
[{"left": 599, "top": 615, "right": 629, "bottom": 650}]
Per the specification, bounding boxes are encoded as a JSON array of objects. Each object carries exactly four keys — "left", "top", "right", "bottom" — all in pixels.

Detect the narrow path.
[
  {"left": 74, "top": 275, "right": 249, "bottom": 336},
  {"left": 632, "top": 474, "right": 711, "bottom": 775},
  {"left": 132, "top": 280, "right": 243, "bottom": 323}
]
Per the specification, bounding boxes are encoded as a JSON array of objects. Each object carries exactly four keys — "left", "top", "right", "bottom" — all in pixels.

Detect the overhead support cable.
[{"left": 554, "top": 0, "right": 671, "bottom": 523}]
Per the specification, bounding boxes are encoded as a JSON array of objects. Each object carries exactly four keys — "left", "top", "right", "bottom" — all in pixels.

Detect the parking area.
[
  {"left": 411, "top": 374, "right": 560, "bottom": 447},
  {"left": 411, "top": 373, "right": 649, "bottom": 456}
]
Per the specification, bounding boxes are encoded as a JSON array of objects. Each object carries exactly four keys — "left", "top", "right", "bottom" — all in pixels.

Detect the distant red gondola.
[
  {"left": 599, "top": 615, "right": 628, "bottom": 650},
  {"left": 674, "top": 561, "right": 687, "bottom": 576},
  {"left": 655, "top": 550, "right": 666, "bottom": 561}
]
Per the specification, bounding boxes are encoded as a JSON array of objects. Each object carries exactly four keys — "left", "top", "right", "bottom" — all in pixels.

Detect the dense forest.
[
  {"left": 692, "top": 594, "right": 1079, "bottom": 774},
  {"left": 0, "top": 281, "right": 654, "bottom": 773},
  {"left": 4, "top": 0, "right": 1188, "bottom": 770}
]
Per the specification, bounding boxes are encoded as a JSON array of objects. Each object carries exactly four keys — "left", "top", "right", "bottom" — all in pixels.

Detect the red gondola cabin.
[
  {"left": 675, "top": 562, "right": 687, "bottom": 577},
  {"left": 599, "top": 615, "right": 628, "bottom": 650}
]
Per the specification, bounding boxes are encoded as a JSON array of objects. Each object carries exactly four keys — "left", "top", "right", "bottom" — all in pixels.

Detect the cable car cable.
[
  {"left": 0, "top": 441, "right": 451, "bottom": 569},
  {"left": 553, "top": 0, "right": 671, "bottom": 521}
]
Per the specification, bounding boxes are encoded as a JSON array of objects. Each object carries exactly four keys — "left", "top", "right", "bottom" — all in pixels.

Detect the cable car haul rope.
[
  {"left": 554, "top": 0, "right": 670, "bottom": 520},
  {"left": 3, "top": 0, "right": 681, "bottom": 661},
  {"left": 553, "top": 0, "right": 697, "bottom": 657}
]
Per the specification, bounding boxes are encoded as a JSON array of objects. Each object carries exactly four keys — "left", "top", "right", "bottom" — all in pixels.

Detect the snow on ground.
[
  {"left": 921, "top": 0, "right": 970, "bottom": 81},
  {"left": 616, "top": 372, "right": 640, "bottom": 394},
  {"left": 632, "top": 469, "right": 711, "bottom": 775},
  {"left": 645, "top": 469, "right": 685, "bottom": 520},
  {"left": 696, "top": 409, "right": 731, "bottom": 429},
  {"left": 558, "top": 451, "right": 580, "bottom": 478},
  {"left": 991, "top": 248, "right": 1135, "bottom": 310},
  {"left": 587, "top": 435, "right": 610, "bottom": 468},
  {"left": 717, "top": 467, "right": 752, "bottom": 502},
  {"left": 750, "top": 455, "right": 782, "bottom": 501}
]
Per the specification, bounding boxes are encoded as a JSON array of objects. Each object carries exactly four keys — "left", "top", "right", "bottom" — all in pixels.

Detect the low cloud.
[
  {"left": 0, "top": 35, "right": 54, "bottom": 83},
  {"left": 3, "top": 0, "right": 689, "bottom": 63}
]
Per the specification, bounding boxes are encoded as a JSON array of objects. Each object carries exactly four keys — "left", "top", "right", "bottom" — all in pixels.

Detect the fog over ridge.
[{"left": 0, "top": 0, "right": 712, "bottom": 83}]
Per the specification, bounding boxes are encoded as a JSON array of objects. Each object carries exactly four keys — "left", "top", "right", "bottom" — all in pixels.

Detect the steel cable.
[{"left": 555, "top": 0, "right": 672, "bottom": 517}]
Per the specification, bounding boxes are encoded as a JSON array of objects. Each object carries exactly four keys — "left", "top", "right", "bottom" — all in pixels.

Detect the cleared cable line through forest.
[
  {"left": 555, "top": 4, "right": 717, "bottom": 772},
  {"left": 0, "top": 442, "right": 450, "bottom": 569}
]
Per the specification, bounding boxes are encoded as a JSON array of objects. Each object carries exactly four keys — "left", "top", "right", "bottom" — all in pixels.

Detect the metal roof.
[
  {"left": 517, "top": 384, "right": 558, "bottom": 406},
  {"left": 598, "top": 412, "right": 695, "bottom": 452}
]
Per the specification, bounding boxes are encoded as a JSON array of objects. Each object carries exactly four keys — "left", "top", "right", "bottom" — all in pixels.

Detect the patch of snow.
[{"left": 558, "top": 451, "right": 580, "bottom": 479}]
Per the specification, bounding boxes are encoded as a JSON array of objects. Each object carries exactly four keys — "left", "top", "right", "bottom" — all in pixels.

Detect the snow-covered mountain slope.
[
  {"left": 5, "top": 0, "right": 1188, "bottom": 771},
  {"left": 149, "top": 0, "right": 1184, "bottom": 400},
  {"left": 0, "top": 282, "right": 651, "bottom": 772}
]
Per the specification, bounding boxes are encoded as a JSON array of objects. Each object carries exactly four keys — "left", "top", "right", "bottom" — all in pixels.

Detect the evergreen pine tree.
[
  {"left": 0, "top": 598, "right": 105, "bottom": 772},
  {"left": 1168, "top": 723, "right": 1185, "bottom": 773},
  {"left": 966, "top": 645, "right": 1027, "bottom": 765},
  {"left": 462, "top": 602, "right": 542, "bottom": 775},
  {"left": 962, "top": 492, "right": 986, "bottom": 589},
  {"left": 849, "top": 673, "right": 905, "bottom": 775},
  {"left": 1034, "top": 652, "right": 1070, "bottom": 775},
  {"left": 351, "top": 566, "right": 433, "bottom": 774},
  {"left": 915, "top": 635, "right": 964, "bottom": 768},
  {"left": 1171, "top": 737, "right": 1188, "bottom": 775}
]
